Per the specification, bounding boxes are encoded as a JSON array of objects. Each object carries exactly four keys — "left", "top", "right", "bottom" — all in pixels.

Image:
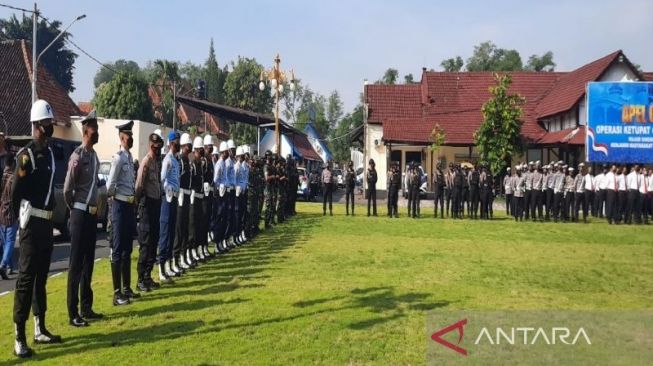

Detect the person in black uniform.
[
  {"left": 469, "top": 165, "right": 480, "bottom": 219},
  {"left": 388, "top": 162, "right": 401, "bottom": 218},
  {"left": 461, "top": 166, "right": 470, "bottom": 218},
  {"left": 345, "top": 161, "right": 356, "bottom": 215},
  {"left": 11, "top": 100, "right": 62, "bottom": 358},
  {"left": 452, "top": 164, "right": 463, "bottom": 219},
  {"left": 107, "top": 121, "right": 140, "bottom": 305},
  {"left": 63, "top": 110, "right": 103, "bottom": 327},
  {"left": 409, "top": 164, "right": 421, "bottom": 218},
  {"left": 433, "top": 163, "right": 445, "bottom": 219},
  {"left": 201, "top": 135, "right": 214, "bottom": 258},
  {"left": 188, "top": 136, "right": 205, "bottom": 266},
  {"left": 366, "top": 159, "right": 377, "bottom": 216},
  {"left": 174, "top": 134, "right": 192, "bottom": 273}
]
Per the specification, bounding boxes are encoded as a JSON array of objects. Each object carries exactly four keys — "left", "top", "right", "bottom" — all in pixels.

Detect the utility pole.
[{"left": 172, "top": 81, "right": 177, "bottom": 131}]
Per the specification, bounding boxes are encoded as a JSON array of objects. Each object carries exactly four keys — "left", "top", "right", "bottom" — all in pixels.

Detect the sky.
[{"left": 2, "top": 0, "right": 652, "bottom": 114}]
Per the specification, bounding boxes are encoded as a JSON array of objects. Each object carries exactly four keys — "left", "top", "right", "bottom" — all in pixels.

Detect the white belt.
[
  {"left": 31, "top": 207, "right": 53, "bottom": 220},
  {"left": 73, "top": 202, "right": 98, "bottom": 215},
  {"left": 115, "top": 194, "right": 135, "bottom": 204},
  {"left": 193, "top": 192, "right": 204, "bottom": 199},
  {"left": 180, "top": 188, "right": 192, "bottom": 195}
]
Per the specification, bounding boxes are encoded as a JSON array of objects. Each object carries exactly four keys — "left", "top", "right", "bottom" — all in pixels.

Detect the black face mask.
[
  {"left": 91, "top": 131, "right": 99, "bottom": 144},
  {"left": 42, "top": 124, "right": 54, "bottom": 137},
  {"left": 127, "top": 137, "right": 134, "bottom": 149}
]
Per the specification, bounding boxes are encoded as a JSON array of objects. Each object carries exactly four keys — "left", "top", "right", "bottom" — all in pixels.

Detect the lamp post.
[{"left": 259, "top": 53, "right": 295, "bottom": 156}]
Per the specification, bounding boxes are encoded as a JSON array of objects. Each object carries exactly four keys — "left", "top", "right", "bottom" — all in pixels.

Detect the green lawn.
[{"left": 0, "top": 203, "right": 651, "bottom": 365}]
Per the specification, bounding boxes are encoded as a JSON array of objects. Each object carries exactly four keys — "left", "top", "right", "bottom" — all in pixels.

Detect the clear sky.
[{"left": 2, "top": 0, "right": 652, "bottom": 114}]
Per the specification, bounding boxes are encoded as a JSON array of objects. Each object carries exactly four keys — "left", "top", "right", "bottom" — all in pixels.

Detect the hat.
[
  {"left": 192, "top": 136, "right": 204, "bottom": 150},
  {"left": 558, "top": 160, "right": 563, "bottom": 165},
  {"left": 203, "top": 134, "right": 214, "bottom": 146},
  {"left": 578, "top": 162, "right": 585, "bottom": 168},
  {"left": 116, "top": 120, "right": 134, "bottom": 134},
  {"left": 211, "top": 148, "right": 219, "bottom": 155},
  {"left": 219, "top": 141, "right": 228, "bottom": 153},
  {"left": 180, "top": 133, "right": 192, "bottom": 146},
  {"left": 168, "top": 130, "right": 180, "bottom": 143},
  {"left": 149, "top": 133, "right": 163, "bottom": 147},
  {"left": 506, "top": 167, "right": 511, "bottom": 171},
  {"left": 227, "top": 139, "right": 236, "bottom": 150},
  {"left": 536, "top": 160, "right": 541, "bottom": 166},
  {"left": 154, "top": 129, "right": 162, "bottom": 138},
  {"left": 236, "top": 146, "right": 243, "bottom": 156},
  {"left": 80, "top": 109, "right": 98, "bottom": 126},
  {"left": 568, "top": 167, "right": 574, "bottom": 172},
  {"left": 30, "top": 99, "right": 54, "bottom": 122}
]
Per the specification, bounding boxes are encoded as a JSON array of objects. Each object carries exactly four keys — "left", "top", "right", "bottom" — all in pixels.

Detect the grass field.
[{"left": 0, "top": 202, "right": 651, "bottom": 365}]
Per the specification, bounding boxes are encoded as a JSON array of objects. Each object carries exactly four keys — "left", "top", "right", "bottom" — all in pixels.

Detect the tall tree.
[
  {"left": 92, "top": 72, "right": 153, "bottom": 121},
  {"left": 281, "top": 78, "right": 304, "bottom": 126},
  {"left": 474, "top": 73, "right": 525, "bottom": 175},
  {"left": 93, "top": 59, "right": 141, "bottom": 88},
  {"left": 440, "top": 56, "right": 464, "bottom": 72},
  {"left": 147, "top": 59, "right": 181, "bottom": 126},
  {"left": 0, "top": 14, "right": 78, "bottom": 92},
  {"left": 330, "top": 104, "right": 364, "bottom": 163},
  {"left": 525, "top": 51, "right": 556, "bottom": 72},
  {"left": 326, "top": 90, "right": 344, "bottom": 130},
  {"left": 404, "top": 73, "right": 416, "bottom": 83},
  {"left": 178, "top": 61, "right": 204, "bottom": 87},
  {"left": 376, "top": 68, "right": 399, "bottom": 85},
  {"left": 204, "top": 38, "right": 228, "bottom": 103},
  {"left": 465, "top": 41, "right": 523, "bottom": 72},
  {"left": 223, "top": 56, "right": 273, "bottom": 144}
]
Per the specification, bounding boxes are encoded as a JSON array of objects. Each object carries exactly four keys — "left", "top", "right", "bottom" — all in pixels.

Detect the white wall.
[{"left": 364, "top": 123, "right": 387, "bottom": 189}]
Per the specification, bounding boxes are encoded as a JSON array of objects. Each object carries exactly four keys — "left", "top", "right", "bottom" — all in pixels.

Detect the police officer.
[
  {"left": 366, "top": 159, "right": 378, "bottom": 216},
  {"left": 247, "top": 152, "right": 260, "bottom": 238},
  {"left": 213, "top": 141, "right": 229, "bottom": 251},
  {"left": 503, "top": 167, "right": 513, "bottom": 216},
  {"left": 234, "top": 146, "right": 249, "bottom": 244},
  {"left": 388, "top": 163, "right": 400, "bottom": 218},
  {"left": 469, "top": 165, "right": 480, "bottom": 219},
  {"left": 563, "top": 167, "right": 576, "bottom": 222},
  {"left": 224, "top": 140, "right": 237, "bottom": 248},
  {"left": 512, "top": 165, "right": 525, "bottom": 221},
  {"left": 531, "top": 161, "right": 543, "bottom": 221},
  {"left": 107, "top": 120, "right": 140, "bottom": 305},
  {"left": 189, "top": 136, "right": 205, "bottom": 264},
  {"left": 276, "top": 157, "right": 287, "bottom": 223},
  {"left": 544, "top": 165, "right": 555, "bottom": 221},
  {"left": 64, "top": 109, "right": 103, "bottom": 327},
  {"left": 452, "top": 164, "right": 463, "bottom": 219},
  {"left": 406, "top": 163, "right": 414, "bottom": 217},
  {"left": 12, "top": 100, "right": 62, "bottom": 358},
  {"left": 135, "top": 132, "right": 164, "bottom": 292},
  {"left": 409, "top": 163, "right": 421, "bottom": 218},
  {"left": 321, "top": 161, "right": 333, "bottom": 216},
  {"left": 433, "top": 163, "right": 444, "bottom": 219},
  {"left": 158, "top": 131, "right": 181, "bottom": 281},
  {"left": 461, "top": 165, "right": 470, "bottom": 217},
  {"left": 573, "top": 163, "right": 586, "bottom": 223},
  {"left": 445, "top": 163, "right": 454, "bottom": 217},
  {"left": 263, "top": 150, "right": 278, "bottom": 224},
  {"left": 173, "top": 133, "right": 192, "bottom": 273},
  {"left": 201, "top": 135, "right": 215, "bottom": 258},
  {"left": 345, "top": 161, "right": 356, "bottom": 216}
]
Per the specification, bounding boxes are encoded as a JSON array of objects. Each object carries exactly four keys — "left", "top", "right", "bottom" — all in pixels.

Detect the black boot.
[
  {"left": 33, "top": 314, "right": 62, "bottom": 344},
  {"left": 122, "top": 259, "right": 140, "bottom": 299},
  {"left": 14, "top": 322, "right": 33, "bottom": 358},
  {"left": 111, "top": 261, "right": 129, "bottom": 306}
]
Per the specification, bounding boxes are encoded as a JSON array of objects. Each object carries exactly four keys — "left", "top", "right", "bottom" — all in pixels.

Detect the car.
[
  {"left": 8, "top": 137, "right": 109, "bottom": 239},
  {"left": 296, "top": 167, "right": 309, "bottom": 201},
  {"left": 333, "top": 168, "right": 344, "bottom": 189}
]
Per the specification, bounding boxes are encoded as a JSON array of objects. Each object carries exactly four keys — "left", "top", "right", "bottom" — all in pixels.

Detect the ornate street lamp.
[{"left": 259, "top": 54, "right": 295, "bottom": 156}]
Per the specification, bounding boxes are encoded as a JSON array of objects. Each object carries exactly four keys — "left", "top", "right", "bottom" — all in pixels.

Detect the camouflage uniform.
[
  {"left": 264, "top": 154, "right": 276, "bottom": 228},
  {"left": 247, "top": 157, "right": 261, "bottom": 235},
  {"left": 276, "top": 158, "right": 287, "bottom": 223}
]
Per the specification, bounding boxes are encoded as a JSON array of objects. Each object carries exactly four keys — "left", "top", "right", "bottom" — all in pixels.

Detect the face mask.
[
  {"left": 41, "top": 124, "right": 54, "bottom": 137},
  {"left": 127, "top": 137, "right": 134, "bottom": 149},
  {"left": 91, "top": 131, "right": 99, "bottom": 144}
]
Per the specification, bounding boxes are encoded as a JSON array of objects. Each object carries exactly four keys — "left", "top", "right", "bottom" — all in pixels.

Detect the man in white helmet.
[
  {"left": 188, "top": 136, "right": 205, "bottom": 264},
  {"left": 234, "top": 146, "right": 249, "bottom": 244},
  {"left": 224, "top": 139, "right": 237, "bottom": 249},
  {"left": 173, "top": 133, "right": 193, "bottom": 274},
  {"left": 12, "top": 100, "right": 61, "bottom": 358},
  {"left": 213, "top": 141, "right": 229, "bottom": 253},
  {"left": 158, "top": 131, "right": 181, "bottom": 282},
  {"left": 201, "top": 135, "right": 215, "bottom": 258}
]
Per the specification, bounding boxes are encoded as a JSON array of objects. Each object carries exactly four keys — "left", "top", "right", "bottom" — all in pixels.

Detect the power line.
[{"left": 0, "top": 3, "right": 33, "bottom": 13}]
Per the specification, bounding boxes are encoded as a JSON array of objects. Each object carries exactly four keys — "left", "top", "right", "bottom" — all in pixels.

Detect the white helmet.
[
  {"left": 243, "top": 145, "right": 250, "bottom": 155},
  {"left": 154, "top": 128, "right": 162, "bottom": 138},
  {"left": 30, "top": 99, "right": 54, "bottom": 122},
  {"left": 236, "top": 146, "right": 243, "bottom": 156},
  {"left": 212, "top": 148, "right": 220, "bottom": 155},
  {"left": 180, "top": 133, "right": 192, "bottom": 146},
  {"left": 193, "top": 136, "right": 204, "bottom": 150},
  {"left": 219, "top": 141, "right": 228, "bottom": 153},
  {"left": 227, "top": 139, "right": 235, "bottom": 150},
  {"left": 203, "top": 134, "right": 214, "bottom": 146}
]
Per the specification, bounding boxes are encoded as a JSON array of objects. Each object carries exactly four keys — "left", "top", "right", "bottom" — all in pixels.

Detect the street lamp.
[{"left": 259, "top": 53, "right": 295, "bottom": 156}]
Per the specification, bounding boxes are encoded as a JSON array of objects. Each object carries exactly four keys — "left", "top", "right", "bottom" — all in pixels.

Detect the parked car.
[
  {"left": 333, "top": 168, "right": 344, "bottom": 189},
  {"left": 296, "top": 167, "right": 309, "bottom": 201},
  {"left": 8, "top": 137, "right": 109, "bottom": 239}
]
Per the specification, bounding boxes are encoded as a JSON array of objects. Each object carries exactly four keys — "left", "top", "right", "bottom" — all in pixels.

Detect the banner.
[{"left": 586, "top": 82, "right": 653, "bottom": 163}]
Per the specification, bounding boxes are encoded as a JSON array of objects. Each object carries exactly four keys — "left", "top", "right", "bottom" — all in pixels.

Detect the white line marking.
[
  {"left": 0, "top": 291, "right": 10, "bottom": 297},
  {"left": 94, "top": 258, "right": 102, "bottom": 262},
  {"left": 50, "top": 272, "right": 62, "bottom": 278}
]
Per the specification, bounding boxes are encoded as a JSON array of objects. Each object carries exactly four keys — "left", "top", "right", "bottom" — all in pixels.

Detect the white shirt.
[
  {"left": 584, "top": 174, "right": 594, "bottom": 191},
  {"left": 626, "top": 171, "right": 639, "bottom": 190},
  {"left": 638, "top": 174, "right": 648, "bottom": 194},
  {"left": 617, "top": 174, "right": 627, "bottom": 191},
  {"left": 605, "top": 172, "right": 616, "bottom": 190},
  {"left": 595, "top": 173, "right": 606, "bottom": 190}
]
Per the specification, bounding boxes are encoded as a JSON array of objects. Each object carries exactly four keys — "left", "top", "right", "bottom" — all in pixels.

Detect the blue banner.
[{"left": 586, "top": 82, "right": 653, "bottom": 163}]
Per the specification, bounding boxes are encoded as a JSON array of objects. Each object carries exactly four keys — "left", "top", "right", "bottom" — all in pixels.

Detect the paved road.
[{"left": 0, "top": 230, "right": 111, "bottom": 294}]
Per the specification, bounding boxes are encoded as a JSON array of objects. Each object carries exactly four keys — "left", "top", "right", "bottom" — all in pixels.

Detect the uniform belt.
[
  {"left": 193, "top": 192, "right": 204, "bottom": 199},
  {"left": 31, "top": 207, "right": 53, "bottom": 220},
  {"left": 226, "top": 187, "right": 234, "bottom": 192},
  {"left": 180, "top": 188, "right": 192, "bottom": 195},
  {"left": 115, "top": 194, "right": 135, "bottom": 204},
  {"left": 73, "top": 202, "right": 98, "bottom": 215}
]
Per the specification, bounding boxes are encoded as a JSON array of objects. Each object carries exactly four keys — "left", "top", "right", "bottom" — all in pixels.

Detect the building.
[
  {"left": 259, "top": 129, "right": 323, "bottom": 171},
  {"left": 362, "top": 50, "right": 650, "bottom": 193}
]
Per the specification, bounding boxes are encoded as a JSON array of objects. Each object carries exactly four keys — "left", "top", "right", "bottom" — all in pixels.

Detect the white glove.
[
  {"left": 203, "top": 182, "right": 210, "bottom": 196},
  {"left": 190, "top": 190, "right": 196, "bottom": 205},
  {"left": 165, "top": 187, "right": 174, "bottom": 203},
  {"left": 219, "top": 184, "right": 226, "bottom": 197},
  {"left": 19, "top": 199, "right": 32, "bottom": 229},
  {"left": 178, "top": 191, "right": 185, "bottom": 207},
  {"left": 236, "top": 186, "right": 241, "bottom": 197}
]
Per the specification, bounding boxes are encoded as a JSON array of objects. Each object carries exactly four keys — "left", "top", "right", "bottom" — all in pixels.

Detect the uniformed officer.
[
  {"left": 409, "top": 163, "right": 421, "bottom": 218},
  {"left": 64, "top": 109, "right": 103, "bottom": 327},
  {"left": 388, "top": 162, "right": 401, "bottom": 218},
  {"left": 213, "top": 141, "right": 229, "bottom": 252},
  {"left": 469, "top": 165, "right": 480, "bottom": 219},
  {"left": 158, "top": 131, "right": 181, "bottom": 281},
  {"left": 452, "top": 164, "right": 463, "bottom": 219},
  {"left": 366, "top": 159, "right": 378, "bottom": 217},
  {"left": 321, "top": 161, "right": 333, "bottom": 216},
  {"left": 531, "top": 161, "right": 543, "bottom": 221},
  {"left": 573, "top": 163, "right": 587, "bottom": 223},
  {"left": 234, "top": 146, "right": 248, "bottom": 244},
  {"left": 246, "top": 152, "right": 260, "bottom": 238},
  {"left": 345, "top": 161, "right": 356, "bottom": 216},
  {"left": 503, "top": 167, "right": 513, "bottom": 216},
  {"left": 174, "top": 133, "right": 193, "bottom": 272},
  {"left": 264, "top": 151, "right": 277, "bottom": 224},
  {"left": 239, "top": 146, "right": 250, "bottom": 242},
  {"left": 444, "top": 163, "right": 454, "bottom": 217},
  {"left": 479, "top": 164, "right": 490, "bottom": 219},
  {"left": 201, "top": 135, "right": 215, "bottom": 258},
  {"left": 135, "top": 132, "right": 164, "bottom": 292},
  {"left": 224, "top": 139, "right": 237, "bottom": 248},
  {"left": 107, "top": 120, "right": 139, "bottom": 305},
  {"left": 512, "top": 165, "right": 525, "bottom": 221},
  {"left": 563, "top": 167, "right": 576, "bottom": 222},
  {"left": 189, "top": 136, "right": 205, "bottom": 264},
  {"left": 544, "top": 165, "right": 555, "bottom": 221},
  {"left": 276, "top": 157, "right": 287, "bottom": 223},
  {"left": 433, "top": 163, "right": 444, "bottom": 219},
  {"left": 605, "top": 164, "right": 617, "bottom": 224},
  {"left": 625, "top": 165, "right": 640, "bottom": 224},
  {"left": 12, "top": 100, "right": 62, "bottom": 358}
]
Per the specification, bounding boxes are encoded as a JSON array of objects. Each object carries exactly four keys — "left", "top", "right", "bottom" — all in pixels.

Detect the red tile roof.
[
  {"left": 287, "top": 133, "right": 322, "bottom": 162},
  {"left": 535, "top": 51, "right": 621, "bottom": 118},
  {"left": 78, "top": 102, "right": 93, "bottom": 115},
  {"left": 644, "top": 72, "right": 653, "bottom": 81},
  {"left": 537, "top": 126, "right": 585, "bottom": 146},
  {"left": 365, "top": 84, "right": 422, "bottom": 124},
  {"left": 0, "top": 40, "right": 80, "bottom": 136}
]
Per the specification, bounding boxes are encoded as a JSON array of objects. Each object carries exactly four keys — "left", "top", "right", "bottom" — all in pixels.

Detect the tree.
[
  {"left": 93, "top": 59, "right": 141, "bottom": 88},
  {"left": 404, "top": 73, "right": 416, "bottom": 83},
  {"left": 178, "top": 61, "right": 204, "bottom": 87},
  {"left": 376, "top": 68, "right": 399, "bottom": 85},
  {"left": 441, "top": 56, "right": 464, "bottom": 72},
  {"left": 281, "top": 79, "right": 304, "bottom": 126},
  {"left": 92, "top": 72, "right": 153, "bottom": 121},
  {"left": 465, "top": 41, "right": 523, "bottom": 72},
  {"left": 326, "top": 90, "right": 344, "bottom": 130},
  {"left": 428, "top": 123, "right": 446, "bottom": 160},
  {"left": 223, "top": 56, "right": 273, "bottom": 145},
  {"left": 204, "top": 38, "right": 228, "bottom": 103},
  {"left": 147, "top": 59, "right": 181, "bottom": 125},
  {"left": 474, "top": 73, "right": 525, "bottom": 175},
  {"left": 525, "top": 51, "right": 556, "bottom": 72},
  {"left": 0, "top": 14, "right": 77, "bottom": 92},
  {"left": 330, "top": 104, "right": 364, "bottom": 163}
]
